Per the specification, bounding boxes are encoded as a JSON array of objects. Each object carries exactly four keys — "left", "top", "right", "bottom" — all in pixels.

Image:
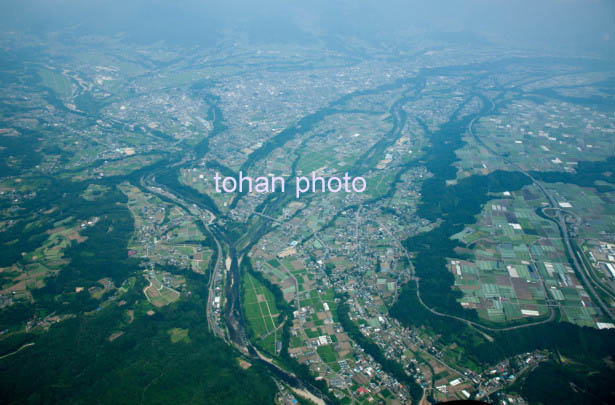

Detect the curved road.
[
  {"left": 466, "top": 96, "right": 614, "bottom": 323},
  {"left": 408, "top": 98, "right": 560, "bottom": 333}
]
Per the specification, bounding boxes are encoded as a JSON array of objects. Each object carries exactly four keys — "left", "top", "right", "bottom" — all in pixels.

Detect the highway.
[
  {"left": 407, "top": 97, "right": 559, "bottom": 332},
  {"left": 468, "top": 96, "right": 615, "bottom": 323}
]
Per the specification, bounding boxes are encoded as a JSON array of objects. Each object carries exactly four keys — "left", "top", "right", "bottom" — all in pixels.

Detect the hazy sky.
[{"left": 1, "top": 0, "right": 613, "bottom": 56}]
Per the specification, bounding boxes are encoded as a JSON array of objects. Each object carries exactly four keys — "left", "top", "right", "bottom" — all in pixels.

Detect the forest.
[
  {"left": 0, "top": 285, "right": 277, "bottom": 404},
  {"left": 386, "top": 95, "right": 615, "bottom": 402}
]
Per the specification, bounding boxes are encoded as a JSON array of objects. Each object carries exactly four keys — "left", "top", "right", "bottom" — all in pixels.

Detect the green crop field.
[{"left": 242, "top": 272, "right": 281, "bottom": 346}]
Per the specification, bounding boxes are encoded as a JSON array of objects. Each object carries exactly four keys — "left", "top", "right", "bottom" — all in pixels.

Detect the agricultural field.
[
  {"left": 1, "top": 8, "right": 614, "bottom": 404},
  {"left": 542, "top": 182, "right": 615, "bottom": 239},
  {"left": 143, "top": 269, "right": 184, "bottom": 307},
  {"left": 37, "top": 67, "right": 75, "bottom": 100},
  {"left": 169, "top": 327, "right": 191, "bottom": 343},
  {"left": 72, "top": 154, "right": 163, "bottom": 181},
  {"left": 456, "top": 98, "right": 615, "bottom": 178},
  {"left": 451, "top": 185, "right": 604, "bottom": 327},
  {"left": 120, "top": 183, "right": 213, "bottom": 273},
  {"left": 254, "top": 246, "right": 346, "bottom": 376},
  {"left": 242, "top": 272, "right": 282, "bottom": 354},
  {"left": 81, "top": 184, "right": 111, "bottom": 201},
  {"left": 253, "top": 256, "right": 307, "bottom": 302},
  {"left": 0, "top": 218, "right": 91, "bottom": 301}
]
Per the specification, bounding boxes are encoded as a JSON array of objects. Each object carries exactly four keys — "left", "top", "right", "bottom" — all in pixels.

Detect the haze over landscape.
[{"left": 0, "top": 1, "right": 614, "bottom": 404}]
